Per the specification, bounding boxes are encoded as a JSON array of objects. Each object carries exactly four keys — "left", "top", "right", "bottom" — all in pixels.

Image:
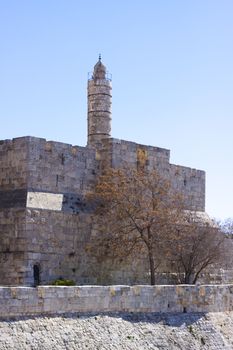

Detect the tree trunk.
[
  {"left": 147, "top": 227, "right": 156, "bottom": 285},
  {"left": 184, "top": 272, "right": 192, "bottom": 284},
  {"left": 148, "top": 250, "right": 156, "bottom": 285},
  {"left": 192, "top": 269, "right": 203, "bottom": 285}
]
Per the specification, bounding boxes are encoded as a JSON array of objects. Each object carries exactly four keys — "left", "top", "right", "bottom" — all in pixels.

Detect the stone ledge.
[{"left": 0, "top": 284, "right": 233, "bottom": 319}]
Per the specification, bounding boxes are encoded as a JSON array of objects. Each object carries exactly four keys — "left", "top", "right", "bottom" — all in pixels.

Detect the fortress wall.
[
  {"left": 0, "top": 136, "right": 98, "bottom": 212},
  {"left": 0, "top": 285, "right": 233, "bottom": 318},
  {"left": 169, "top": 164, "right": 205, "bottom": 211},
  {"left": 0, "top": 206, "right": 231, "bottom": 287},
  {"left": 27, "top": 138, "right": 97, "bottom": 194},
  {"left": 23, "top": 209, "right": 150, "bottom": 286},
  {"left": 0, "top": 136, "right": 205, "bottom": 213},
  {"left": 0, "top": 137, "right": 29, "bottom": 191},
  {"left": 0, "top": 136, "right": 206, "bottom": 286},
  {"left": 0, "top": 207, "right": 96, "bottom": 286},
  {"left": 23, "top": 209, "right": 94, "bottom": 286},
  {"left": 0, "top": 209, "right": 28, "bottom": 285},
  {"left": 100, "top": 138, "right": 170, "bottom": 169},
  {"left": 98, "top": 138, "right": 170, "bottom": 174},
  {"left": 0, "top": 135, "right": 98, "bottom": 201},
  {"left": 99, "top": 138, "right": 205, "bottom": 211},
  {"left": 0, "top": 206, "right": 150, "bottom": 287}
]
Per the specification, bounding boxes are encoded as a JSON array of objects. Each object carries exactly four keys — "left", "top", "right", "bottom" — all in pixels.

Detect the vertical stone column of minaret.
[{"left": 87, "top": 56, "right": 112, "bottom": 147}]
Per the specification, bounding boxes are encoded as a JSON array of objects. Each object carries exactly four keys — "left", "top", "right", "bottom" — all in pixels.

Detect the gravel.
[{"left": 0, "top": 312, "right": 233, "bottom": 349}]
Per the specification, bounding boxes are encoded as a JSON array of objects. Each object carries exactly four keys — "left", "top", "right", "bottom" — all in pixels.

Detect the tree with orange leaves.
[{"left": 87, "top": 168, "right": 182, "bottom": 285}]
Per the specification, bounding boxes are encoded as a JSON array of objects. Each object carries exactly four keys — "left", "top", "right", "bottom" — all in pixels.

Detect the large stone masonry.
[
  {"left": 0, "top": 135, "right": 205, "bottom": 214},
  {"left": 1, "top": 285, "right": 233, "bottom": 318},
  {"left": 98, "top": 138, "right": 205, "bottom": 211},
  {"left": 0, "top": 135, "right": 206, "bottom": 286},
  {"left": 0, "top": 209, "right": 27, "bottom": 285},
  {"left": 0, "top": 137, "right": 29, "bottom": 191}
]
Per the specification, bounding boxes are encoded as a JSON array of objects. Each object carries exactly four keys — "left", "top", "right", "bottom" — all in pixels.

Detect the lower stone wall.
[
  {"left": 1, "top": 285, "right": 233, "bottom": 318},
  {"left": 0, "top": 209, "right": 28, "bottom": 285}
]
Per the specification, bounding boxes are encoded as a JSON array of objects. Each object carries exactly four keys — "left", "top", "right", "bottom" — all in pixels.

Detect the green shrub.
[{"left": 51, "top": 278, "right": 76, "bottom": 286}]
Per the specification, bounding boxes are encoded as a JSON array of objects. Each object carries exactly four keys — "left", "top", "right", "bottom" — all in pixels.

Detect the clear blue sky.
[{"left": 0, "top": 0, "right": 232, "bottom": 220}]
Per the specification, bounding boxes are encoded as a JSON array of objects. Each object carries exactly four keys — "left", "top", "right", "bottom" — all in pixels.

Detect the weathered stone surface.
[
  {"left": 1, "top": 312, "right": 233, "bottom": 350},
  {"left": 0, "top": 189, "right": 27, "bottom": 209},
  {"left": 0, "top": 285, "right": 233, "bottom": 318},
  {"left": 0, "top": 132, "right": 207, "bottom": 286},
  {"left": 26, "top": 192, "right": 63, "bottom": 211}
]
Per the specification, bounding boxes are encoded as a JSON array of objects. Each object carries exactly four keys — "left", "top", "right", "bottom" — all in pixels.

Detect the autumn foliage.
[
  {"left": 166, "top": 212, "right": 225, "bottom": 284},
  {"left": 87, "top": 168, "right": 226, "bottom": 285}
]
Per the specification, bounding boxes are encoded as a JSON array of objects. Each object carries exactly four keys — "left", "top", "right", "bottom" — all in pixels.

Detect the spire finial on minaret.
[{"left": 99, "top": 53, "right": 101, "bottom": 62}]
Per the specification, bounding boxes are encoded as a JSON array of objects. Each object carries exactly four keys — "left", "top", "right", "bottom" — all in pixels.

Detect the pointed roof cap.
[{"left": 93, "top": 54, "right": 106, "bottom": 79}]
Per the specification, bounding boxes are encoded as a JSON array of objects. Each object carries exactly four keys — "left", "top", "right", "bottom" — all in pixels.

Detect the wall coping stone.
[{"left": 0, "top": 284, "right": 233, "bottom": 319}]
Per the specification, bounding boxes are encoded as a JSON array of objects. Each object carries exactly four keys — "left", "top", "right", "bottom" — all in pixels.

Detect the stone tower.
[{"left": 87, "top": 56, "right": 112, "bottom": 146}]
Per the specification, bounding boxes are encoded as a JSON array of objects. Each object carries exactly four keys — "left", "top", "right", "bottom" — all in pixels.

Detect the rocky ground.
[{"left": 0, "top": 312, "right": 233, "bottom": 349}]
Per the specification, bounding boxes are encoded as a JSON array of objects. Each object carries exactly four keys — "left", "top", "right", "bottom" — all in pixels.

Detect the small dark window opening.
[
  {"left": 56, "top": 174, "right": 59, "bottom": 187},
  {"left": 33, "top": 264, "right": 40, "bottom": 287},
  {"left": 184, "top": 178, "right": 187, "bottom": 186},
  {"left": 61, "top": 153, "right": 65, "bottom": 165}
]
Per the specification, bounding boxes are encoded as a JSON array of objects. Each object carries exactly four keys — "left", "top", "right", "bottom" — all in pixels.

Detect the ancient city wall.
[
  {"left": 0, "top": 285, "right": 233, "bottom": 319},
  {"left": 0, "top": 137, "right": 29, "bottom": 191},
  {"left": 23, "top": 208, "right": 151, "bottom": 286},
  {"left": 27, "top": 137, "right": 97, "bottom": 194},
  {"left": 0, "top": 209, "right": 27, "bottom": 285},
  {"left": 0, "top": 205, "right": 150, "bottom": 287},
  {"left": 0, "top": 207, "right": 92, "bottom": 286},
  {"left": 0, "top": 136, "right": 205, "bottom": 213},
  {"left": 99, "top": 138, "right": 170, "bottom": 170},
  {"left": 1, "top": 206, "right": 232, "bottom": 287},
  {"left": 24, "top": 209, "right": 94, "bottom": 286},
  {"left": 0, "top": 136, "right": 98, "bottom": 198},
  {"left": 0, "top": 136, "right": 206, "bottom": 286},
  {"left": 99, "top": 138, "right": 205, "bottom": 211},
  {"left": 169, "top": 164, "right": 205, "bottom": 211}
]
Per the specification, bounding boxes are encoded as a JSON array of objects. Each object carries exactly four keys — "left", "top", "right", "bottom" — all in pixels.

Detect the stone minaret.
[{"left": 87, "top": 56, "right": 112, "bottom": 146}]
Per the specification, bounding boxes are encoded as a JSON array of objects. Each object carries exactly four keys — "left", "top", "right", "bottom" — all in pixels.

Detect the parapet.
[
  {"left": 0, "top": 136, "right": 97, "bottom": 194},
  {"left": 0, "top": 284, "right": 232, "bottom": 318},
  {"left": 98, "top": 137, "right": 170, "bottom": 169},
  {"left": 0, "top": 134, "right": 206, "bottom": 213}
]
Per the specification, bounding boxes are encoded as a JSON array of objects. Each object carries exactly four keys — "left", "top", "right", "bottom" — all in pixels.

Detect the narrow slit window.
[{"left": 33, "top": 264, "right": 40, "bottom": 287}]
